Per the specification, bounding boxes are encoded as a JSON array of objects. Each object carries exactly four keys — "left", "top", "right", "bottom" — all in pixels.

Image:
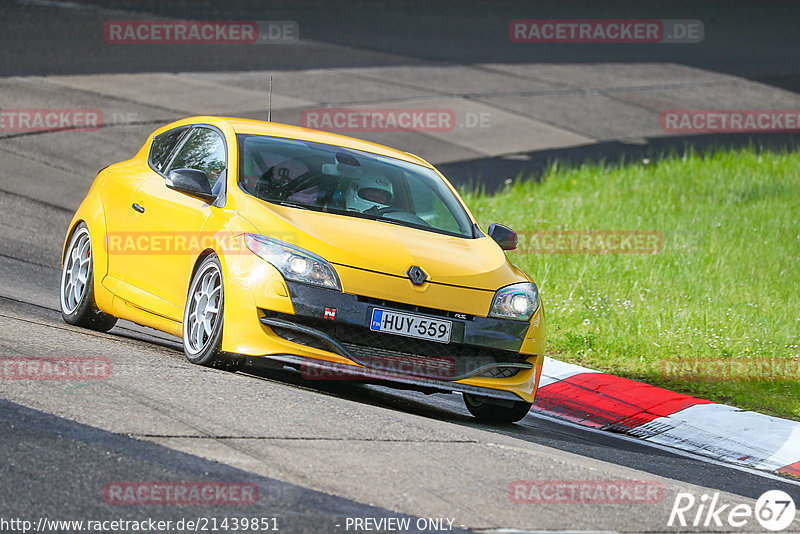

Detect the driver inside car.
[{"left": 344, "top": 175, "right": 394, "bottom": 214}]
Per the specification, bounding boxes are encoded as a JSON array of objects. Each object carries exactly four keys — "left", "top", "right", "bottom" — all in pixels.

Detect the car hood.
[{"left": 237, "top": 196, "right": 528, "bottom": 291}]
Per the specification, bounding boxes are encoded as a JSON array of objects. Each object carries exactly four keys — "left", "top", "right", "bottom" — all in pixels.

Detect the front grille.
[
  {"left": 269, "top": 311, "right": 521, "bottom": 360},
  {"left": 339, "top": 342, "right": 461, "bottom": 380},
  {"left": 476, "top": 366, "right": 522, "bottom": 379},
  {"left": 263, "top": 311, "right": 529, "bottom": 381}
]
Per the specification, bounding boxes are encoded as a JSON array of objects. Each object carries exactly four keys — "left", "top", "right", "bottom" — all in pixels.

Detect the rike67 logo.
[{"left": 668, "top": 490, "right": 797, "bottom": 531}]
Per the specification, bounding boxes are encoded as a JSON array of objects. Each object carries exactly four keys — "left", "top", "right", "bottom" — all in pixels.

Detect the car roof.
[{"left": 177, "top": 116, "right": 434, "bottom": 168}]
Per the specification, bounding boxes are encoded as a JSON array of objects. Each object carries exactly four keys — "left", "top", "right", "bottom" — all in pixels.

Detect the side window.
[
  {"left": 165, "top": 127, "right": 226, "bottom": 190},
  {"left": 149, "top": 128, "right": 187, "bottom": 171}
]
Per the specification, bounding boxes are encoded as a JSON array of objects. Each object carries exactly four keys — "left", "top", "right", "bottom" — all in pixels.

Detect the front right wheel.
[
  {"left": 182, "top": 254, "right": 242, "bottom": 371},
  {"left": 463, "top": 393, "right": 532, "bottom": 424}
]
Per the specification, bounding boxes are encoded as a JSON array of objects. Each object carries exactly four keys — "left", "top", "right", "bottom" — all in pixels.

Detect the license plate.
[{"left": 369, "top": 308, "right": 452, "bottom": 344}]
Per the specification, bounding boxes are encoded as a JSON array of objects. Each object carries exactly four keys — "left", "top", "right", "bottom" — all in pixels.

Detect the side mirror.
[
  {"left": 166, "top": 168, "right": 216, "bottom": 203},
  {"left": 488, "top": 223, "right": 518, "bottom": 251}
]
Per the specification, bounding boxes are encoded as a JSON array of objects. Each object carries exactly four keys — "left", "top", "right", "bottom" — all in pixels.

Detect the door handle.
[{"left": 132, "top": 203, "right": 145, "bottom": 213}]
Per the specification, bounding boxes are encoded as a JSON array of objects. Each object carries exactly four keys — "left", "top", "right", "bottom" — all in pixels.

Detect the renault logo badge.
[{"left": 407, "top": 266, "right": 427, "bottom": 285}]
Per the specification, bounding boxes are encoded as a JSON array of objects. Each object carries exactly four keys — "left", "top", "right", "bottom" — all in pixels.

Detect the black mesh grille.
[
  {"left": 264, "top": 311, "right": 528, "bottom": 380},
  {"left": 476, "top": 366, "right": 522, "bottom": 379},
  {"left": 338, "top": 342, "right": 461, "bottom": 380},
  {"left": 270, "top": 312, "right": 522, "bottom": 360}
]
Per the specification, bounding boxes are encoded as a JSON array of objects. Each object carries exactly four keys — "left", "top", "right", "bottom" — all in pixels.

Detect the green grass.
[{"left": 460, "top": 148, "right": 800, "bottom": 420}]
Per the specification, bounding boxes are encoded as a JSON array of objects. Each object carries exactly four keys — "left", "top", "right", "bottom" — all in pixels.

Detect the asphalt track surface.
[{"left": 1, "top": 1, "right": 800, "bottom": 532}]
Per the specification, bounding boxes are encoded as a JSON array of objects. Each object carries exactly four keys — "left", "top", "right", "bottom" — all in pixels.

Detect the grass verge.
[{"left": 461, "top": 147, "right": 800, "bottom": 420}]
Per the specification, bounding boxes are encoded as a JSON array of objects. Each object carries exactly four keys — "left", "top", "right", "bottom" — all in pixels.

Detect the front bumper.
[
  {"left": 262, "top": 281, "right": 535, "bottom": 381},
  {"left": 220, "top": 257, "right": 545, "bottom": 402}
]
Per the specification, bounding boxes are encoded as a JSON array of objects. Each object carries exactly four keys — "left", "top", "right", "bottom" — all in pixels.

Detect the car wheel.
[
  {"left": 60, "top": 223, "right": 117, "bottom": 332},
  {"left": 463, "top": 393, "right": 532, "bottom": 424},
  {"left": 182, "top": 255, "right": 242, "bottom": 371}
]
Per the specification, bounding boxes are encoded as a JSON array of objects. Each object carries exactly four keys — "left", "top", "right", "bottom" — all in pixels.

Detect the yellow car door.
[
  {"left": 99, "top": 165, "right": 150, "bottom": 286},
  {"left": 124, "top": 126, "right": 228, "bottom": 321},
  {"left": 103, "top": 126, "right": 191, "bottom": 283}
]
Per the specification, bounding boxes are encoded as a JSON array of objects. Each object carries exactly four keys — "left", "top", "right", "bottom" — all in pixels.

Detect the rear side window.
[{"left": 149, "top": 128, "right": 188, "bottom": 171}]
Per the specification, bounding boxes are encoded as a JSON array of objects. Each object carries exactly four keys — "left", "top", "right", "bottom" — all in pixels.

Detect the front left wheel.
[
  {"left": 60, "top": 223, "right": 117, "bottom": 332},
  {"left": 463, "top": 393, "right": 532, "bottom": 424},
  {"left": 182, "top": 255, "right": 242, "bottom": 371}
]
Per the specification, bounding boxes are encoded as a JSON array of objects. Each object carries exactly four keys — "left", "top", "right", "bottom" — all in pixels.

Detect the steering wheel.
[{"left": 258, "top": 168, "right": 318, "bottom": 200}]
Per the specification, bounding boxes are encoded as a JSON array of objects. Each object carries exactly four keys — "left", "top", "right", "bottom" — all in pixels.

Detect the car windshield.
[{"left": 237, "top": 134, "right": 475, "bottom": 238}]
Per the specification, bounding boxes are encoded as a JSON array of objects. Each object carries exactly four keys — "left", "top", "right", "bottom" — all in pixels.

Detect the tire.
[
  {"left": 463, "top": 393, "right": 532, "bottom": 424},
  {"left": 60, "top": 223, "right": 117, "bottom": 332},
  {"left": 182, "top": 254, "right": 242, "bottom": 371}
]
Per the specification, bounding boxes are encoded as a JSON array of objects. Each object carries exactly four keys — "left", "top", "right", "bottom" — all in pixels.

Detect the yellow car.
[{"left": 60, "top": 116, "right": 545, "bottom": 423}]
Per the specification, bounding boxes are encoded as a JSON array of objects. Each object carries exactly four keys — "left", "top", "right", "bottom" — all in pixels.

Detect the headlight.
[
  {"left": 244, "top": 234, "right": 341, "bottom": 290},
  {"left": 489, "top": 282, "right": 539, "bottom": 321}
]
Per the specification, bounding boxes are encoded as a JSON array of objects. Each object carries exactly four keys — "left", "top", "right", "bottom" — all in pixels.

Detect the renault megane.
[{"left": 60, "top": 116, "right": 545, "bottom": 423}]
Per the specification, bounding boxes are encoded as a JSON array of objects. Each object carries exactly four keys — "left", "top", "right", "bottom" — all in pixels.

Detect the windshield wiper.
[
  {"left": 276, "top": 200, "right": 312, "bottom": 210},
  {"left": 322, "top": 206, "right": 379, "bottom": 221}
]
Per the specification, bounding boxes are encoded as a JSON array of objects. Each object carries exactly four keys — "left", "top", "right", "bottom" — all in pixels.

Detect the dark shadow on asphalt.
[
  {"left": 0, "top": 398, "right": 468, "bottom": 534},
  {"left": 440, "top": 132, "right": 800, "bottom": 192}
]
